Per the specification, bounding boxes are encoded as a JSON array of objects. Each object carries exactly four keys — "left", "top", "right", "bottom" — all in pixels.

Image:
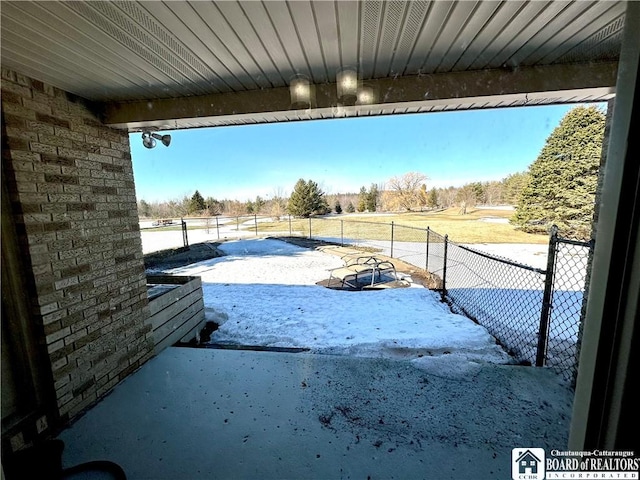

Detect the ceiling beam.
[{"left": 103, "top": 62, "right": 618, "bottom": 131}]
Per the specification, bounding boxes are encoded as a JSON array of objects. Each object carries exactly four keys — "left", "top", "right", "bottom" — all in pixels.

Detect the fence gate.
[{"left": 537, "top": 227, "right": 593, "bottom": 383}]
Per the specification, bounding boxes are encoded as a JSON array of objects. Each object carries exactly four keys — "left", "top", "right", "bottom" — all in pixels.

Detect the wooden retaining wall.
[{"left": 146, "top": 275, "right": 206, "bottom": 354}]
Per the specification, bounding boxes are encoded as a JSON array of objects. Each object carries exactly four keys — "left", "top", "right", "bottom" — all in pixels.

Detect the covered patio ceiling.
[{"left": 0, "top": 1, "right": 625, "bottom": 132}]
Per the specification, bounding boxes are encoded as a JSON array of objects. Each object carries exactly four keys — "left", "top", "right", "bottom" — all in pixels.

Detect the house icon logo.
[{"left": 512, "top": 448, "right": 545, "bottom": 480}]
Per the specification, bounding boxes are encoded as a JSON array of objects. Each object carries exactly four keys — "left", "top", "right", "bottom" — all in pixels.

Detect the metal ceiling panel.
[
  {"left": 420, "top": 0, "right": 480, "bottom": 73},
  {"left": 0, "top": 17, "right": 138, "bottom": 95},
  {"left": 473, "top": 1, "right": 566, "bottom": 69},
  {"left": 1, "top": 1, "right": 181, "bottom": 100},
  {"left": 262, "top": 1, "right": 314, "bottom": 80},
  {"left": 336, "top": 1, "right": 360, "bottom": 71},
  {"left": 65, "top": 1, "right": 214, "bottom": 96},
  {"left": 287, "top": 0, "right": 329, "bottom": 83},
  {"left": 239, "top": 1, "right": 296, "bottom": 84},
  {"left": 388, "top": 1, "right": 429, "bottom": 75},
  {"left": 144, "top": 1, "right": 246, "bottom": 92},
  {"left": 494, "top": 1, "right": 593, "bottom": 67},
  {"left": 404, "top": 0, "right": 456, "bottom": 74},
  {"left": 547, "top": 9, "right": 626, "bottom": 64},
  {"left": 516, "top": 1, "right": 611, "bottom": 65},
  {"left": 181, "top": 1, "right": 266, "bottom": 89},
  {"left": 438, "top": 0, "right": 503, "bottom": 72},
  {"left": 0, "top": 0, "right": 626, "bottom": 130},
  {"left": 215, "top": 1, "right": 284, "bottom": 87},
  {"left": 311, "top": 1, "right": 342, "bottom": 78},
  {"left": 451, "top": 1, "right": 527, "bottom": 71},
  {"left": 359, "top": 0, "right": 384, "bottom": 78},
  {"left": 373, "top": 1, "right": 408, "bottom": 77}
]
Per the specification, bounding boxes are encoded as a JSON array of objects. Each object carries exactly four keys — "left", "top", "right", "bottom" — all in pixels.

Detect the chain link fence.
[
  {"left": 442, "top": 242, "right": 547, "bottom": 368},
  {"left": 541, "top": 232, "right": 592, "bottom": 382},
  {"left": 299, "top": 217, "right": 590, "bottom": 383},
  {"left": 140, "top": 214, "right": 591, "bottom": 382}
]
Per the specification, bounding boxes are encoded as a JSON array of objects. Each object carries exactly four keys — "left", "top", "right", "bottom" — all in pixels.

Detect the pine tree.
[
  {"left": 357, "top": 186, "right": 367, "bottom": 212},
  {"left": 287, "top": 179, "right": 328, "bottom": 217},
  {"left": 334, "top": 200, "right": 342, "bottom": 214},
  {"left": 502, "top": 172, "right": 530, "bottom": 205},
  {"left": 346, "top": 201, "right": 355, "bottom": 213},
  {"left": 366, "top": 183, "right": 379, "bottom": 212},
  {"left": 512, "top": 106, "right": 605, "bottom": 239},
  {"left": 189, "top": 190, "right": 206, "bottom": 214},
  {"left": 427, "top": 188, "right": 439, "bottom": 208}
]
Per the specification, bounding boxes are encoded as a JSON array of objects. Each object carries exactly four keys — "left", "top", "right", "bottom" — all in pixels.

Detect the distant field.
[
  {"left": 255, "top": 207, "right": 548, "bottom": 244},
  {"left": 139, "top": 207, "right": 548, "bottom": 244}
]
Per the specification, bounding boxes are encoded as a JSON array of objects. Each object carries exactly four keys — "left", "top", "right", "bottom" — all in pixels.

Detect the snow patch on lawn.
[{"left": 168, "top": 238, "right": 513, "bottom": 369}]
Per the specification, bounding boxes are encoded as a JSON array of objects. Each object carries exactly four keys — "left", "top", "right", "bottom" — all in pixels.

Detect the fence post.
[
  {"left": 390, "top": 221, "right": 395, "bottom": 258},
  {"left": 181, "top": 218, "right": 189, "bottom": 248},
  {"left": 308, "top": 217, "right": 312, "bottom": 239},
  {"left": 289, "top": 215, "right": 292, "bottom": 236},
  {"left": 216, "top": 216, "right": 220, "bottom": 240},
  {"left": 341, "top": 220, "right": 344, "bottom": 247},
  {"left": 441, "top": 234, "right": 448, "bottom": 301},
  {"left": 536, "top": 225, "right": 558, "bottom": 367},
  {"left": 236, "top": 216, "right": 239, "bottom": 231},
  {"left": 425, "top": 227, "right": 430, "bottom": 271},
  {"left": 254, "top": 214, "right": 258, "bottom": 236}
]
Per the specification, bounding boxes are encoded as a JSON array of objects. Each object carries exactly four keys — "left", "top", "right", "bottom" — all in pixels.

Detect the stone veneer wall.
[{"left": 1, "top": 69, "right": 153, "bottom": 423}]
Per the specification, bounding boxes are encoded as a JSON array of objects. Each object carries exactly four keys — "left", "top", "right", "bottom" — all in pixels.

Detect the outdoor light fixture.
[
  {"left": 289, "top": 68, "right": 377, "bottom": 111},
  {"left": 288, "top": 69, "right": 376, "bottom": 111},
  {"left": 356, "top": 85, "right": 376, "bottom": 106},
  {"left": 336, "top": 68, "right": 359, "bottom": 106},
  {"left": 142, "top": 130, "right": 171, "bottom": 149},
  {"left": 289, "top": 75, "right": 313, "bottom": 110}
]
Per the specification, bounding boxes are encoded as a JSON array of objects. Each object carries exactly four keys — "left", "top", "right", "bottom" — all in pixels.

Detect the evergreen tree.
[
  {"left": 189, "top": 190, "right": 206, "bottom": 214},
  {"left": 512, "top": 106, "right": 605, "bottom": 239},
  {"left": 346, "top": 201, "right": 355, "bottom": 213},
  {"left": 334, "top": 200, "right": 342, "bottom": 214},
  {"left": 366, "top": 183, "right": 379, "bottom": 212},
  {"left": 503, "top": 172, "right": 530, "bottom": 205},
  {"left": 254, "top": 195, "right": 266, "bottom": 214},
  {"left": 287, "top": 179, "right": 328, "bottom": 217},
  {"left": 138, "top": 199, "right": 151, "bottom": 217},
  {"left": 427, "top": 188, "right": 439, "bottom": 208},
  {"left": 357, "top": 186, "right": 367, "bottom": 212}
]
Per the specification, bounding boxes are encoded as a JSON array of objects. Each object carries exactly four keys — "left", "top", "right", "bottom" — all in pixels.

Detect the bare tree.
[
  {"left": 387, "top": 172, "right": 428, "bottom": 211},
  {"left": 270, "top": 187, "right": 288, "bottom": 220},
  {"left": 456, "top": 184, "right": 477, "bottom": 215}
]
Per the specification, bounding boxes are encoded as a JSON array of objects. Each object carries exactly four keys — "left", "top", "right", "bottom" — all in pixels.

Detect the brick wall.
[{"left": 1, "top": 69, "right": 153, "bottom": 423}]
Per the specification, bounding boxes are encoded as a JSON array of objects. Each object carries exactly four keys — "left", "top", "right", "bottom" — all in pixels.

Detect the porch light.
[
  {"left": 336, "top": 68, "right": 358, "bottom": 105},
  {"left": 288, "top": 69, "right": 376, "bottom": 111},
  {"left": 142, "top": 131, "right": 171, "bottom": 149},
  {"left": 289, "top": 75, "right": 313, "bottom": 110},
  {"left": 356, "top": 85, "right": 376, "bottom": 105}
]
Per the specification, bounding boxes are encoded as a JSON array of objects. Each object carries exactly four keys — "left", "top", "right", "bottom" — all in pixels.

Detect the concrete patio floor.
[{"left": 56, "top": 347, "right": 574, "bottom": 480}]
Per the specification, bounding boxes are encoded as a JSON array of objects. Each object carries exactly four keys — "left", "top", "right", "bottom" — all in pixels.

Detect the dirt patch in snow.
[{"left": 144, "top": 242, "right": 225, "bottom": 271}]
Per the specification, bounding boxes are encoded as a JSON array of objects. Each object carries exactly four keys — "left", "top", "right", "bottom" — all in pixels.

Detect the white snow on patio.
[{"left": 165, "top": 238, "right": 512, "bottom": 374}]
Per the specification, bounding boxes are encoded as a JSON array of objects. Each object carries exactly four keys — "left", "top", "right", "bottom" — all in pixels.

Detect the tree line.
[
  {"left": 138, "top": 106, "right": 605, "bottom": 240},
  {"left": 137, "top": 171, "right": 529, "bottom": 220}
]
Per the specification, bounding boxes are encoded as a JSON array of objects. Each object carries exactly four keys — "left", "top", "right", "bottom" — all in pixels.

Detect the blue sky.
[{"left": 130, "top": 103, "right": 601, "bottom": 203}]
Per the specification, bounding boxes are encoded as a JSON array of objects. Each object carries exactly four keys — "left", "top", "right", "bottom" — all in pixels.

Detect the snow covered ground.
[{"left": 161, "top": 238, "right": 513, "bottom": 374}]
